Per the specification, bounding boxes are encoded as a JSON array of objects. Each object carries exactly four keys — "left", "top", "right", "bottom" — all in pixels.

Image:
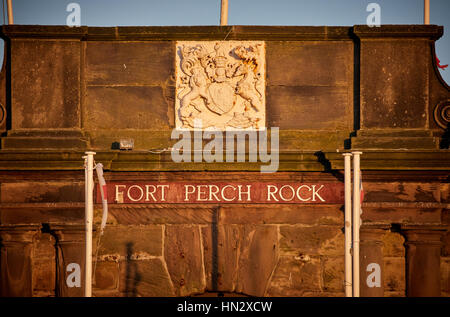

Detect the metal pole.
[
  {"left": 6, "top": 0, "right": 13, "bottom": 24},
  {"left": 352, "top": 151, "right": 362, "bottom": 297},
  {"left": 220, "top": 0, "right": 228, "bottom": 26},
  {"left": 84, "top": 151, "right": 96, "bottom": 297},
  {"left": 343, "top": 153, "right": 353, "bottom": 297},
  {"left": 424, "top": 0, "right": 430, "bottom": 24}
]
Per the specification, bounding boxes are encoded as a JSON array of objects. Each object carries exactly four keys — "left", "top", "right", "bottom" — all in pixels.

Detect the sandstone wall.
[{"left": 0, "top": 25, "right": 449, "bottom": 297}]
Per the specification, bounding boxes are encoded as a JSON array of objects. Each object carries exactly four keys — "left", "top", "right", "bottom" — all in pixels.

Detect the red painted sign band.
[{"left": 96, "top": 182, "right": 344, "bottom": 204}]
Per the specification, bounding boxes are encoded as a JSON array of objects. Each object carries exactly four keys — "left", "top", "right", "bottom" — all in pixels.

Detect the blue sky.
[{"left": 2, "top": 0, "right": 449, "bottom": 84}]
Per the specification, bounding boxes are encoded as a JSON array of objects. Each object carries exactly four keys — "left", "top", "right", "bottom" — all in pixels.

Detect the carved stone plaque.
[{"left": 175, "top": 41, "right": 266, "bottom": 130}]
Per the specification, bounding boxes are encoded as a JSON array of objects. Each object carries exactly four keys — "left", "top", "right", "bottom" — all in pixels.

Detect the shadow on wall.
[
  {"left": 125, "top": 242, "right": 141, "bottom": 297},
  {"left": 440, "top": 123, "right": 450, "bottom": 149}
]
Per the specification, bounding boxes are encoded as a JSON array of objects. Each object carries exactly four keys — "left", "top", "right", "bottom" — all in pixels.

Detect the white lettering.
[
  {"left": 266, "top": 185, "right": 279, "bottom": 201},
  {"left": 312, "top": 185, "right": 325, "bottom": 202},
  {"left": 238, "top": 185, "right": 251, "bottom": 201},
  {"left": 296, "top": 185, "right": 312, "bottom": 201},
  {"left": 221, "top": 185, "right": 236, "bottom": 202},
  {"left": 115, "top": 185, "right": 126, "bottom": 203},
  {"left": 184, "top": 185, "right": 196, "bottom": 201},
  {"left": 159, "top": 185, "right": 169, "bottom": 202},
  {"left": 279, "top": 185, "right": 295, "bottom": 201},
  {"left": 127, "top": 185, "right": 144, "bottom": 202},
  {"left": 145, "top": 185, "right": 157, "bottom": 201},
  {"left": 209, "top": 185, "right": 220, "bottom": 201},
  {"left": 197, "top": 185, "right": 208, "bottom": 201}
]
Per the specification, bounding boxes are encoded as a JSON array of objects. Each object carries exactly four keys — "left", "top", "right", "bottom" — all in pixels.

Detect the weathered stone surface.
[
  {"left": 362, "top": 207, "right": 441, "bottom": 224},
  {"left": 443, "top": 209, "right": 450, "bottom": 226},
  {"left": 201, "top": 224, "right": 240, "bottom": 292},
  {"left": 443, "top": 231, "right": 450, "bottom": 257},
  {"left": 266, "top": 255, "right": 322, "bottom": 296},
  {"left": 363, "top": 183, "right": 440, "bottom": 203},
  {"left": 267, "top": 41, "right": 352, "bottom": 87},
  {"left": 0, "top": 224, "right": 40, "bottom": 297},
  {"left": 164, "top": 225, "right": 205, "bottom": 296},
  {"left": 220, "top": 205, "right": 343, "bottom": 225},
  {"left": 1, "top": 182, "right": 84, "bottom": 203},
  {"left": 93, "top": 261, "right": 119, "bottom": 291},
  {"left": 402, "top": 227, "right": 445, "bottom": 297},
  {"left": 87, "top": 129, "right": 173, "bottom": 150},
  {"left": 360, "top": 39, "right": 428, "bottom": 129},
  {"left": 278, "top": 131, "right": 350, "bottom": 151},
  {"left": 382, "top": 232, "right": 405, "bottom": 257},
  {"left": 85, "top": 41, "right": 174, "bottom": 86},
  {"left": 96, "top": 225, "right": 162, "bottom": 257},
  {"left": 32, "top": 233, "right": 56, "bottom": 296},
  {"left": 118, "top": 259, "right": 175, "bottom": 297},
  {"left": 108, "top": 206, "right": 216, "bottom": 225},
  {"left": 235, "top": 225, "right": 278, "bottom": 296},
  {"left": 0, "top": 206, "right": 84, "bottom": 224},
  {"left": 266, "top": 86, "right": 349, "bottom": 130},
  {"left": 383, "top": 257, "right": 405, "bottom": 293},
  {"left": 301, "top": 291, "right": 345, "bottom": 297},
  {"left": 279, "top": 225, "right": 343, "bottom": 256},
  {"left": 85, "top": 86, "right": 171, "bottom": 130},
  {"left": 93, "top": 289, "right": 121, "bottom": 297},
  {"left": 441, "top": 184, "right": 450, "bottom": 203},
  {"left": 441, "top": 257, "right": 450, "bottom": 294},
  {"left": 322, "top": 256, "right": 344, "bottom": 292},
  {"left": 351, "top": 135, "right": 439, "bottom": 150},
  {"left": 384, "top": 291, "right": 405, "bottom": 297},
  {"left": 11, "top": 40, "right": 80, "bottom": 129}
]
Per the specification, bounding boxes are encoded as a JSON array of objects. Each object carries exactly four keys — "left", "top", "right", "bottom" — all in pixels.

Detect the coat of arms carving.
[{"left": 175, "top": 41, "right": 265, "bottom": 130}]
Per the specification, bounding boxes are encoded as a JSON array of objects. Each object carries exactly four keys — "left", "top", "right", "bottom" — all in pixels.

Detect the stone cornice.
[
  {"left": 353, "top": 24, "right": 443, "bottom": 40},
  {"left": 0, "top": 25, "right": 353, "bottom": 41},
  {"left": 0, "top": 25, "right": 444, "bottom": 42},
  {"left": 0, "top": 150, "right": 449, "bottom": 172}
]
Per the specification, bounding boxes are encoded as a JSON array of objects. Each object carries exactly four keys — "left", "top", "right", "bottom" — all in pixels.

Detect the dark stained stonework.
[{"left": 0, "top": 25, "right": 449, "bottom": 297}]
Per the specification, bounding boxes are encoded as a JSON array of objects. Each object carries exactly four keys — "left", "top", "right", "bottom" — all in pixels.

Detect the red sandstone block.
[
  {"left": 322, "top": 256, "right": 345, "bottom": 292},
  {"left": 164, "top": 225, "right": 205, "bottom": 296},
  {"left": 266, "top": 255, "right": 322, "bottom": 296},
  {"left": 219, "top": 205, "right": 343, "bottom": 225},
  {"left": 382, "top": 232, "right": 405, "bottom": 257},
  {"left": 97, "top": 225, "right": 162, "bottom": 257},
  {"left": 93, "top": 261, "right": 119, "bottom": 291},
  {"left": 383, "top": 257, "right": 405, "bottom": 292},
  {"left": 118, "top": 259, "right": 174, "bottom": 296},
  {"left": 0, "top": 182, "right": 84, "bottom": 203},
  {"left": 279, "top": 225, "right": 343, "bottom": 256},
  {"left": 235, "top": 225, "right": 278, "bottom": 297},
  {"left": 441, "top": 257, "right": 450, "bottom": 293}
]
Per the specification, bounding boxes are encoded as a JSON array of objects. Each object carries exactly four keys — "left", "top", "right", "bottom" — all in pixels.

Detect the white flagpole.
[
  {"left": 6, "top": 0, "right": 13, "bottom": 24},
  {"left": 424, "top": 0, "right": 430, "bottom": 24},
  {"left": 84, "top": 151, "right": 96, "bottom": 297},
  {"left": 220, "top": 0, "right": 228, "bottom": 26},
  {"left": 343, "top": 153, "right": 353, "bottom": 297},
  {"left": 352, "top": 151, "right": 362, "bottom": 297}
]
